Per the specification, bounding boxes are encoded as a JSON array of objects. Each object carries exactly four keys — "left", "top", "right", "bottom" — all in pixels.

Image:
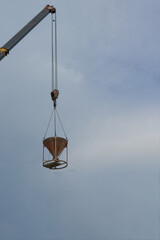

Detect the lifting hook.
[{"left": 51, "top": 89, "right": 59, "bottom": 107}]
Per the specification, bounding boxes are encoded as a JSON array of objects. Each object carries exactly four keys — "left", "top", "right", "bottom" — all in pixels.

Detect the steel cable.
[
  {"left": 51, "top": 13, "right": 54, "bottom": 90},
  {"left": 55, "top": 12, "right": 58, "bottom": 90}
]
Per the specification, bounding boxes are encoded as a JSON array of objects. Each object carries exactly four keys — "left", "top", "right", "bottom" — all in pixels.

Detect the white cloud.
[
  {"left": 59, "top": 65, "right": 84, "bottom": 84},
  {"left": 70, "top": 106, "right": 160, "bottom": 169}
]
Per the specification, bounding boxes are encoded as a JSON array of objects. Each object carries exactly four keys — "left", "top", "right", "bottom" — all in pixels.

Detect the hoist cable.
[
  {"left": 45, "top": 11, "right": 66, "bottom": 141},
  {"left": 51, "top": 13, "right": 54, "bottom": 90},
  {"left": 55, "top": 12, "right": 58, "bottom": 90},
  {"left": 51, "top": 12, "right": 58, "bottom": 90}
]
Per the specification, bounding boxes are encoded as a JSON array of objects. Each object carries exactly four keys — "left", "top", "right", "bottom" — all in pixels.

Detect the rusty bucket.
[{"left": 43, "top": 136, "right": 68, "bottom": 169}]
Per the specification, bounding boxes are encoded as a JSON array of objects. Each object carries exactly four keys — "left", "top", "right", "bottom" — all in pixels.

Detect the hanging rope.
[
  {"left": 55, "top": 11, "right": 58, "bottom": 90},
  {"left": 44, "top": 11, "right": 67, "bottom": 140},
  {"left": 51, "top": 12, "right": 58, "bottom": 91},
  {"left": 51, "top": 13, "right": 54, "bottom": 91},
  {"left": 51, "top": 12, "right": 58, "bottom": 138}
]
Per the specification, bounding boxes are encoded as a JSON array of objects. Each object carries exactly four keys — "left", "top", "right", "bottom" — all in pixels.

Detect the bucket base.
[{"left": 43, "top": 158, "right": 68, "bottom": 170}]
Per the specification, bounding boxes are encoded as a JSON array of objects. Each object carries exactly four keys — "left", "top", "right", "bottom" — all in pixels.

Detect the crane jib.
[{"left": 0, "top": 5, "right": 56, "bottom": 61}]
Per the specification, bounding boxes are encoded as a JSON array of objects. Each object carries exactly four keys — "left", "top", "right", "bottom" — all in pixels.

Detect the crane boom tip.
[{"left": 45, "top": 5, "right": 56, "bottom": 13}]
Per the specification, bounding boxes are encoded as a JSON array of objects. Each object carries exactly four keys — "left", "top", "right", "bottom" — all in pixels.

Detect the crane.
[
  {"left": 0, "top": 5, "right": 68, "bottom": 170},
  {"left": 0, "top": 5, "right": 55, "bottom": 61}
]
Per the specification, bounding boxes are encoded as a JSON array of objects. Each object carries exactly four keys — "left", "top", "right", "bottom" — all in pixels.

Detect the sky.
[{"left": 0, "top": 0, "right": 160, "bottom": 239}]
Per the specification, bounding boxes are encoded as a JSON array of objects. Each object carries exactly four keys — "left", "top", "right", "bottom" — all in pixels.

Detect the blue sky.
[{"left": 0, "top": 0, "right": 160, "bottom": 239}]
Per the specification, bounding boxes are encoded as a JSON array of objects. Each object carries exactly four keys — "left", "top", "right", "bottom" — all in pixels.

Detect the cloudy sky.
[{"left": 0, "top": 0, "right": 160, "bottom": 239}]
